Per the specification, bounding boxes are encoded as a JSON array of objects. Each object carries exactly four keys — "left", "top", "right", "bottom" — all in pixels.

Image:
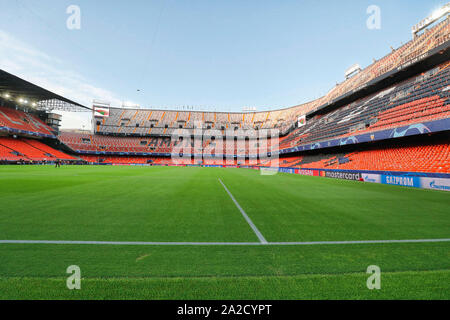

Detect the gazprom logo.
[
  {"left": 364, "top": 175, "right": 376, "bottom": 183},
  {"left": 384, "top": 176, "right": 416, "bottom": 187},
  {"left": 429, "top": 181, "right": 450, "bottom": 191}
]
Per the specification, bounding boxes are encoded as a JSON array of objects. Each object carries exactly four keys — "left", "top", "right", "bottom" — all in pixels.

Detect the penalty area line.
[
  {"left": 1, "top": 239, "right": 449, "bottom": 246},
  {"left": 218, "top": 178, "right": 268, "bottom": 244}
]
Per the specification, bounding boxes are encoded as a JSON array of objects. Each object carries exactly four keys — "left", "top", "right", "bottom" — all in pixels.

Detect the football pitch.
[{"left": 0, "top": 165, "right": 449, "bottom": 299}]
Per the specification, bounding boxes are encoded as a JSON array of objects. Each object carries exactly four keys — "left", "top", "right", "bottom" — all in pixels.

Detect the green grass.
[
  {"left": 0, "top": 165, "right": 449, "bottom": 299},
  {"left": 1, "top": 270, "right": 449, "bottom": 300}
]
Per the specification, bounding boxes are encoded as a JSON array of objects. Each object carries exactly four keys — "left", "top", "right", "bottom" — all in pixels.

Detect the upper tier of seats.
[
  {"left": 0, "top": 106, "right": 56, "bottom": 137},
  {"left": 279, "top": 61, "right": 450, "bottom": 149},
  {"left": 95, "top": 17, "right": 450, "bottom": 136}
]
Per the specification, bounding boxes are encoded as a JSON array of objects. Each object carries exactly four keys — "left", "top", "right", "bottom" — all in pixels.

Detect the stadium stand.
[
  {"left": 60, "top": 59, "right": 450, "bottom": 159},
  {"left": 0, "top": 143, "right": 22, "bottom": 161},
  {"left": 280, "top": 62, "right": 450, "bottom": 149},
  {"left": 0, "top": 106, "right": 56, "bottom": 136},
  {"left": 23, "top": 139, "right": 76, "bottom": 160},
  {"left": 79, "top": 155, "right": 183, "bottom": 165},
  {"left": 70, "top": 139, "right": 450, "bottom": 174},
  {"left": 284, "top": 140, "right": 450, "bottom": 174},
  {"left": 58, "top": 132, "right": 175, "bottom": 153},
  {"left": 0, "top": 137, "right": 74, "bottom": 161}
]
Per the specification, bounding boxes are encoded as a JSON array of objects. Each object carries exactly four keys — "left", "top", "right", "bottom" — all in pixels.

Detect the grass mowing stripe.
[
  {"left": 2, "top": 238, "right": 450, "bottom": 245},
  {"left": 218, "top": 178, "right": 268, "bottom": 244},
  {"left": 1, "top": 270, "right": 449, "bottom": 299}
]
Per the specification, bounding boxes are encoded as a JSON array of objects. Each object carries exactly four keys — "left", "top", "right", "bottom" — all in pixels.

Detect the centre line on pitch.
[{"left": 218, "top": 178, "right": 268, "bottom": 244}]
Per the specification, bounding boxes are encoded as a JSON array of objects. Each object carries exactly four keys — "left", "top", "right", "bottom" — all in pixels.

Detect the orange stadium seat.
[
  {"left": 0, "top": 106, "right": 55, "bottom": 136},
  {"left": 294, "top": 142, "right": 449, "bottom": 174},
  {"left": 0, "top": 137, "right": 74, "bottom": 161}
]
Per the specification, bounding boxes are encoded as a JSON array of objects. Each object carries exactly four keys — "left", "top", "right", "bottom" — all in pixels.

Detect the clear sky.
[{"left": 0, "top": 0, "right": 447, "bottom": 128}]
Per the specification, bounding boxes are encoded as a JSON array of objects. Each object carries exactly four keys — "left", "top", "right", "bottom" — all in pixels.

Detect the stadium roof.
[{"left": 0, "top": 69, "right": 90, "bottom": 112}]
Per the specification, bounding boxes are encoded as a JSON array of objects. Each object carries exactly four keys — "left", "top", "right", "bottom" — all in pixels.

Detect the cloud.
[
  {"left": 0, "top": 29, "right": 123, "bottom": 129},
  {"left": 54, "top": 110, "right": 92, "bottom": 130}
]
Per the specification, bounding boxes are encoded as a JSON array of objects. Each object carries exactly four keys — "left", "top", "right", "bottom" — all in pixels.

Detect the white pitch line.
[
  {"left": 218, "top": 178, "right": 268, "bottom": 244},
  {"left": 0, "top": 239, "right": 449, "bottom": 246},
  {"left": 0, "top": 240, "right": 261, "bottom": 246},
  {"left": 267, "top": 238, "right": 450, "bottom": 245}
]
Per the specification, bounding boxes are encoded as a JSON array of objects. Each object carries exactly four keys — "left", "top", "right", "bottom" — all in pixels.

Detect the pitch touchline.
[
  {"left": 1, "top": 239, "right": 449, "bottom": 246},
  {"left": 218, "top": 178, "right": 268, "bottom": 244}
]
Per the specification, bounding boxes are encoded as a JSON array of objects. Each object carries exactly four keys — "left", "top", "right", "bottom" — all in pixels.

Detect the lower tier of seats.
[
  {"left": 76, "top": 139, "right": 449, "bottom": 174},
  {"left": 280, "top": 141, "right": 450, "bottom": 174},
  {"left": 0, "top": 137, "right": 76, "bottom": 161}
]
